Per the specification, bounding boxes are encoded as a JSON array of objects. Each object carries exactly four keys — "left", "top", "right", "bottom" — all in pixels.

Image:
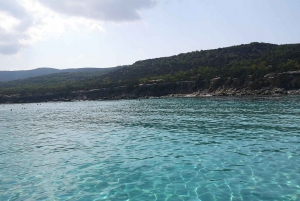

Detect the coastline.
[
  {"left": 166, "top": 88, "right": 300, "bottom": 98},
  {"left": 1, "top": 87, "right": 300, "bottom": 104}
]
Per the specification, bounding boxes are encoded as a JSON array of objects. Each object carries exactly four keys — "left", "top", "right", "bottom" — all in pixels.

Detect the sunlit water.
[{"left": 0, "top": 97, "right": 300, "bottom": 201}]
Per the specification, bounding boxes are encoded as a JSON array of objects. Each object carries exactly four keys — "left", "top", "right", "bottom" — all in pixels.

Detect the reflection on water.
[{"left": 0, "top": 97, "right": 300, "bottom": 200}]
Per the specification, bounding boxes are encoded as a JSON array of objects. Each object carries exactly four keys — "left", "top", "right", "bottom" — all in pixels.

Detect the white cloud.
[
  {"left": 38, "top": 0, "right": 156, "bottom": 22},
  {"left": 20, "top": 0, "right": 67, "bottom": 46},
  {"left": 0, "top": 12, "right": 20, "bottom": 32},
  {"left": 0, "top": 0, "right": 32, "bottom": 54},
  {"left": 0, "top": 0, "right": 156, "bottom": 55}
]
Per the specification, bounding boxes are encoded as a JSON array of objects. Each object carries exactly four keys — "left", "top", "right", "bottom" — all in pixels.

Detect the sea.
[{"left": 0, "top": 96, "right": 299, "bottom": 201}]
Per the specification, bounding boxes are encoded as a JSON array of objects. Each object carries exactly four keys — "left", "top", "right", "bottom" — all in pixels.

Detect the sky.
[{"left": 0, "top": 0, "right": 300, "bottom": 71}]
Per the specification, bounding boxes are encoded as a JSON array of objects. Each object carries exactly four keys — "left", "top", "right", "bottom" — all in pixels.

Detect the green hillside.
[
  {"left": 102, "top": 42, "right": 300, "bottom": 84},
  {"left": 1, "top": 42, "right": 300, "bottom": 99},
  {"left": 0, "top": 67, "right": 119, "bottom": 82},
  {"left": 0, "top": 66, "right": 123, "bottom": 95}
]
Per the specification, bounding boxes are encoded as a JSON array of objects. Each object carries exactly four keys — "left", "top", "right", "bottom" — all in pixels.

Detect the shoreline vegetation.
[
  {"left": 1, "top": 42, "right": 300, "bottom": 104},
  {"left": 1, "top": 85, "right": 300, "bottom": 104}
]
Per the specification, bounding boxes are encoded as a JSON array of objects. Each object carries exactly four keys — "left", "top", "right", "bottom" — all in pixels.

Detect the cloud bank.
[
  {"left": 0, "top": 1, "right": 33, "bottom": 54},
  {"left": 0, "top": 0, "right": 156, "bottom": 55},
  {"left": 39, "top": 0, "right": 156, "bottom": 22}
]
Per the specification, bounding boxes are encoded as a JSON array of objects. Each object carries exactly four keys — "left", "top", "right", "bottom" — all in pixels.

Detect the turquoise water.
[{"left": 0, "top": 97, "right": 300, "bottom": 201}]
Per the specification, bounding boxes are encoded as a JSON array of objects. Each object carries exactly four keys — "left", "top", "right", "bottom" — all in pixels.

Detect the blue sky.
[{"left": 0, "top": 0, "right": 299, "bottom": 71}]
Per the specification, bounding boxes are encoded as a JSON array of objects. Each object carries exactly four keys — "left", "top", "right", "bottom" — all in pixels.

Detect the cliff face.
[
  {"left": 1, "top": 71, "right": 299, "bottom": 103},
  {"left": 194, "top": 70, "right": 300, "bottom": 95}
]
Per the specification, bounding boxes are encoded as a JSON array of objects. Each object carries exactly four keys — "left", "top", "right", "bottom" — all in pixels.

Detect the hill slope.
[
  {"left": 99, "top": 42, "right": 300, "bottom": 82},
  {"left": 0, "top": 67, "right": 116, "bottom": 82},
  {"left": 1, "top": 42, "right": 300, "bottom": 102}
]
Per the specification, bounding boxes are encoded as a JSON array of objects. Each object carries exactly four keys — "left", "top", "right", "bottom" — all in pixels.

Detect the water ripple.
[{"left": 1, "top": 96, "right": 300, "bottom": 200}]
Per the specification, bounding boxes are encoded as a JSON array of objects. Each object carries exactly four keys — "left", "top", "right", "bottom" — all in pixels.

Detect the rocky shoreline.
[
  {"left": 1, "top": 70, "right": 300, "bottom": 104},
  {"left": 1, "top": 85, "right": 300, "bottom": 104},
  {"left": 165, "top": 88, "right": 300, "bottom": 98}
]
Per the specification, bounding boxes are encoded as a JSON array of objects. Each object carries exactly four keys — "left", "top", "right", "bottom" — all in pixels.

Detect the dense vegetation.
[
  {"left": 0, "top": 67, "right": 120, "bottom": 82},
  {"left": 1, "top": 42, "right": 300, "bottom": 99},
  {"left": 0, "top": 67, "right": 123, "bottom": 95}
]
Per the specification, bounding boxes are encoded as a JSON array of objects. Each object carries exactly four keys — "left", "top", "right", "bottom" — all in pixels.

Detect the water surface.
[{"left": 0, "top": 97, "right": 300, "bottom": 200}]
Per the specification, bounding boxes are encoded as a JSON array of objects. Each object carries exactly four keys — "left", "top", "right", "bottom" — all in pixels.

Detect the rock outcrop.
[{"left": 1, "top": 71, "right": 300, "bottom": 104}]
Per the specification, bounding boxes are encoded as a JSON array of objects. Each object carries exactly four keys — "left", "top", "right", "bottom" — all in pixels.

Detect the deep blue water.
[{"left": 0, "top": 97, "right": 300, "bottom": 201}]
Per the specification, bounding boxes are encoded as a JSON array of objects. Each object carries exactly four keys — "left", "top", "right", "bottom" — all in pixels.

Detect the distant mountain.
[
  {"left": 1, "top": 42, "right": 300, "bottom": 103},
  {"left": 0, "top": 67, "right": 115, "bottom": 82}
]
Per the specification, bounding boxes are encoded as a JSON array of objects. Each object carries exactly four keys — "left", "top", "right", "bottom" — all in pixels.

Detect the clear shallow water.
[{"left": 0, "top": 97, "right": 300, "bottom": 201}]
